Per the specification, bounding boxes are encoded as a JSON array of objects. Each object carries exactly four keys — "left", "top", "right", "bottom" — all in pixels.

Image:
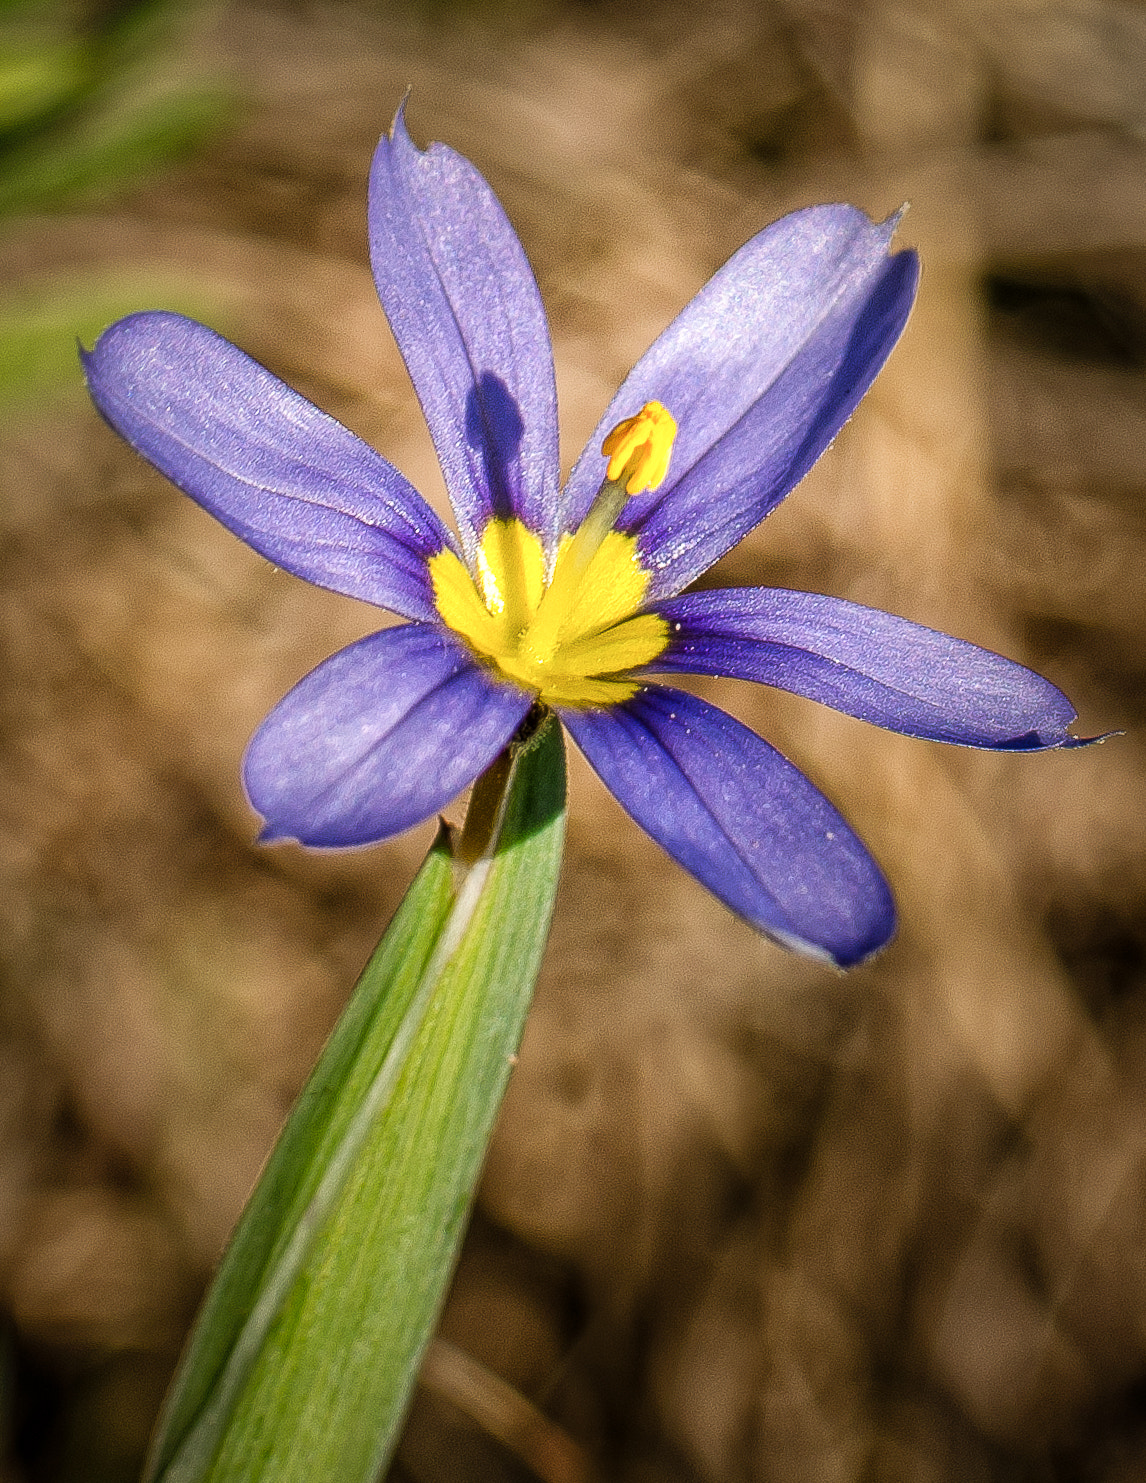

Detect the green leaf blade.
[
  {"left": 150, "top": 719, "right": 567, "bottom": 1483},
  {"left": 147, "top": 828, "right": 457, "bottom": 1483}
]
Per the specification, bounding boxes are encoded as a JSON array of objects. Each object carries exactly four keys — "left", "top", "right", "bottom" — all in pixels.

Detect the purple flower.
[{"left": 82, "top": 105, "right": 1090, "bottom": 967}]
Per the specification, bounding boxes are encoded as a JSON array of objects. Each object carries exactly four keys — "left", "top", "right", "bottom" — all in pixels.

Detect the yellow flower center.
[
  {"left": 429, "top": 403, "right": 677, "bottom": 708},
  {"left": 429, "top": 521, "right": 668, "bottom": 706}
]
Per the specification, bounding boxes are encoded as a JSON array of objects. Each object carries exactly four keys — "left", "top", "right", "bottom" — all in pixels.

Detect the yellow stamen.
[
  {"left": 601, "top": 400, "right": 677, "bottom": 494},
  {"left": 520, "top": 398, "right": 676, "bottom": 657}
]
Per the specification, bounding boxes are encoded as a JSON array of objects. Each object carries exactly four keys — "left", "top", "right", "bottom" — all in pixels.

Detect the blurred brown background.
[{"left": 1, "top": 0, "right": 1145, "bottom": 1479}]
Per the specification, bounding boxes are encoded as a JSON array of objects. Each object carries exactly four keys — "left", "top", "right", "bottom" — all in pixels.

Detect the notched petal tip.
[
  {"left": 255, "top": 821, "right": 291, "bottom": 846},
  {"left": 387, "top": 92, "right": 424, "bottom": 155},
  {"left": 795, "top": 200, "right": 907, "bottom": 247},
  {"left": 841, "top": 201, "right": 912, "bottom": 252},
  {"left": 770, "top": 913, "right": 897, "bottom": 970},
  {"left": 82, "top": 309, "right": 191, "bottom": 380},
  {"left": 808, "top": 890, "right": 897, "bottom": 970},
  {"left": 1013, "top": 726, "right": 1121, "bottom": 751},
  {"left": 388, "top": 88, "right": 413, "bottom": 139}
]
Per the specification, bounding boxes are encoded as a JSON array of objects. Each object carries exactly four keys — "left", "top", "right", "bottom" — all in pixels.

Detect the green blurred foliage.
[
  {"left": 0, "top": 0, "right": 233, "bottom": 216},
  {"left": 0, "top": 0, "right": 235, "bottom": 408}
]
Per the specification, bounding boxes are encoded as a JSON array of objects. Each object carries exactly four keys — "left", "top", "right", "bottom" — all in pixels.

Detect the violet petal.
[
  {"left": 562, "top": 685, "right": 895, "bottom": 966},
  {"left": 83, "top": 312, "right": 449, "bottom": 622},
  {"left": 244, "top": 622, "right": 531, "bottom": 847},
  {"left": 563, "top": 206, "right": 917, "bottom": 597},
  {"left": 369, "top": 104, "right": 561, "bottom": 554},
  {"left": 653, "top": 588, "right": 1092, "bottom": 749}
]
